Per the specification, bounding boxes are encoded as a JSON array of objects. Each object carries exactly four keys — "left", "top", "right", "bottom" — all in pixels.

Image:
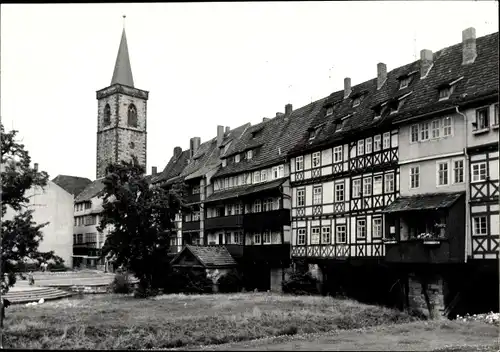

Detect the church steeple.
[{"left": 110, "top": 18, "right": 134, "bottom": 87}]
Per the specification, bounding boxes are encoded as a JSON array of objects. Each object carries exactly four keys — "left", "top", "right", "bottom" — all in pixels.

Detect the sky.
[{"left": 1, "top": 2, "right": 498, "bottom": 181}]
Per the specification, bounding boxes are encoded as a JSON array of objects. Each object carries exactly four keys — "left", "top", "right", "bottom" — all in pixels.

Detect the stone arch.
[{"left": 127, "top": 104, "right": 138, "bottom": 127}]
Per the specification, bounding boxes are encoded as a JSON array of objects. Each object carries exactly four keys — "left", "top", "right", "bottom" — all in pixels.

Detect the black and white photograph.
[{"left": 0, "top": 1, "right": 499, "bottom": 350}]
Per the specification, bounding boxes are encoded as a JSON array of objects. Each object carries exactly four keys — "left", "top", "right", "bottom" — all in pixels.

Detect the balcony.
[
  {"left": 183, "top": 221, "right": 201, "bottom": 232},
  {"left": 243, "top": 244, "right": 291, "bottom": 266},
  {"left": 205, "top": 215, "right": 244, "bottom": 230},
  {"left": 384, "top": 239, "right": 456, "bottom": 264},
  {"left": 185, "top": 193, "right": 201, "bottom": 204},
  {"left": 243, "top": 209, "right": 290, "bottom": 232},
  {"left": 73, "top": 242, "right": 100, "bottom": 257}
]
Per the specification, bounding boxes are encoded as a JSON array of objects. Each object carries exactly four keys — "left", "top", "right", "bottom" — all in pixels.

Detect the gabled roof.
[
  {"left": 74, "top": 178, "right": 106, "bottom": 203},
  {"left": 289, "top": 31, "right": 498, "bottom": 156},
  {"left": 170, "top": 245, "right": 237, "bottom": 268},
  {"left": 382, "top": 192, "right": 465, "bottom": 213},
  {"left": 52, "top": 175, "right": 92, "bottom": 196},
  {"left": 213, "top": 99, "right": 326, "bottom": 178},
  {"left": 151, "top": 150, "right": 191, "bottom": 185},
  {"left": 111, "top": 28, "right": 134, "bottom": 87}
]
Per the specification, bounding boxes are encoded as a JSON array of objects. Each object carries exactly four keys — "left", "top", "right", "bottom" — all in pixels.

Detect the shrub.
[
  {"left": 218, "top": 271, "right": 243, "bottom": 293},
  {"left": 163, "top": 269, "right": 213, "bottom": 294},
  {"left": 282, "top": 271, "right": 319, "bottom": 295},
  {"left": 47, "top": 262, "right": 68, "bottom": 272},
  {"left": 110, "top": 271, "right": 131, "bottom": 294}
]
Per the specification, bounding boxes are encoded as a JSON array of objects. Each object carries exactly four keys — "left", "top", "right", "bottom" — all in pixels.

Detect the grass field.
[{"left": 3, "top": 293, "right": 498, "bottom": 350}]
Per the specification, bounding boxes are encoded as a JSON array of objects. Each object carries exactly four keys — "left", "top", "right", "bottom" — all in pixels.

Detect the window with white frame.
[
  {"left": 224, "top": 178, "right": 229, "bottom": 189},
  {"left": 225, "top": 204, "right": 233, "bottom": 216},
  {"left": 399, "top": 76, "right": 411, "bottom": 89},
  {"left": 431, "top": 119, "right": 441, "bottom": 139},
  {"left": 352, "top": 179, "right": 362, "bottom": 198},
  {"left": 263, "top": 231, "right": 272, "bottom": 244},
  {"left": 279, "top": 165, "right": 284, "bottom": 178},
  {"left": 297, "top": 228, "right": 306, "bottom": 245},
  {"left": 235, "top": 154, "right": 240, "bottom": 163},
  {"left": 336, "top": 225, "right": 347, "bottom": 243},
  {"left": 365, "top": 138, "right": 372, "bottom": 153},
  {"left": 453, "top": 159, "right": 464, "bottom": 184},
  {"left": 247, "top": 150, "right": 253, "bottom": 159},
  {"left": 373, "top": 175, "right": 383, "bottom": 195},
  {"left": 374, "top": 135, "right": 381, "bottom": 151},
  {"left": 254, "top": 233, "right": 261, "bottom": 244},
  {"left": 253, "top": 200, "right": 262, "bottom": 213},
  {"left": 222, "top": 159, "right": 227, "bottom": 167},
  {"left": 234, "top": 203, "right": 244, "bottom": 215},
  {"left": 312, "top": 152, "right": 321, "bottom": 168},
  {"left": 473, "top": 216, "right": 488, "bottom": 235},
  {"left": 253, "top": 171, "right": 260, "bottom": 183},
  {"left": 438, "top": 86, "right": 451, "bottom": 100},
  {"left": 356, "top": 218, "right": 366, "bottom": 238},
  {"left": 383, "top": 133, "right": 390, "bottom": 149},
  {"left": 311, "top": 227, "right": 320, "bottom": 244},
  {"left": 363, "top": 177, "right": 372, "bottom": 196},
  {"left": 475, "top": 107, "right": 489, "bottom": 130},
  {"left": 296, "top": 156, "right": 304, "bottom": 171},
  {"left": 322, "top": 226, "right": 331, "bottom": 243},
  {"left": 261, "top": 170, "right": 268, "bottom": 182},
  {"left": 443, "top": 117, "right": 452, "bottom": 136},
  {"left": 384, "top": 173, "right": 395, "bottom": 193},
  {"left": 313, "top": 186, "right": 322, "bottom": 205},
  {"left": 372, "top": 217, "right": 383, "bottom": 238},
  {"left": 263, "top": 198, "right": 274, "bottom": 212},
  {"left": 357, "top": 140, "right": 365, "bottom": 155},
  {"left": 273, "top": 198, "right": 280, "bottom": 210},
  {"left": 410, "top": 166, "right": 420, "bottom": 188},
  {"left": 472, "top": 162, "right": 487, "bottom": 182},
  {"left": 296, "top": 189, "right": 305, "bottom": 207},
  {"left": 410, "top": 124, "right": 419, "bottom": 143},
  {"left": 420, "top": 122, "right": 430, "bottom": 140},
  {"left": 437, "top": 161, "right": 449, "bottom": 186},
  {"left": 333, "top": 146, "right": 343, "bottom": 162},
  {"left": 335, "top": 183, "right": 344, "bottom": 202},
  {"left": 494, "top": 104, "right": 499, "bottom": 126}
]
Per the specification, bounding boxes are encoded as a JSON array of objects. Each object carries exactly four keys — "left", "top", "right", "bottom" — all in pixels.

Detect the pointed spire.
[{"left": 110, "top": 16, "right": 134, "bottom": 87}]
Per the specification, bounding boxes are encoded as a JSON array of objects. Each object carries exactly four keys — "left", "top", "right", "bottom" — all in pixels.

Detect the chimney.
[
  {"left": 34, "top": 163, "right": 38, "bottom": 171},
  {"left": 343, "top": 77, "right": 352, "bottom": 99},
  {"left": 190, "top": 137, "right": 201, "bottom": 157},
  {"left": 285, "top": 104, "right": 293, "bottom": 116},
  {"left": 420, "top": 49, "right": 433, "bottom": 78},
  {"left": 217, "top": 125, "right": 224, "bottom": 147},
  {"left": 276, "top": 112, "right": 284, "bottom": 118},
  {"left": 263, "top": 117, "right": 270, "bottom": 122},
  {"left": 377, "top": 63, "right": 387, "bottom": 90},
  {"left": 152, "top": 166, "right": 157, "bottom": 175},
  {"left": 173, "top": 146, "right": 182, "bottom": 157},
  {"left": 225, "top": 126, "right": 230, "bottom": 134},
  {"left": 462, "top": 27, "right": 477, "bottom": 65}
]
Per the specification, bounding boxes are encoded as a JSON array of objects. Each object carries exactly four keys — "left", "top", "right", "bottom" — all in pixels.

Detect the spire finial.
[{"left": 122, "top": 15, "right": 126, "bottom": 29}]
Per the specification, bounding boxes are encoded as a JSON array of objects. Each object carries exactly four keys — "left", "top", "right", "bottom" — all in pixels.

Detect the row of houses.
[{"left": 148, "top": 27, "right": 498, "bottom": 317}]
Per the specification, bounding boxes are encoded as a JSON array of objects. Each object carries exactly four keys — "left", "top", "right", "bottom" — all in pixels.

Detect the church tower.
[{"left": 95, "top": 23, "right": 149, "bottom": 179}]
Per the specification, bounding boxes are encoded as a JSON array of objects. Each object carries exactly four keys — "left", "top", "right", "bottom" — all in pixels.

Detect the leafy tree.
[
  {"left": 1, "top": 123, "right": 62, "bottom": 294},
  {"left": 98, "top": 157, "right": 187, "bottom": 294}
]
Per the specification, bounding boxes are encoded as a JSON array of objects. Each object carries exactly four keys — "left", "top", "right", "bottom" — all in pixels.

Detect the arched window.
[
  {"left": 128, "top": 104, "right": 138, "bottom": 127},
  {"left": 103, "top": 104, "right": 111, "bottom": 126}
]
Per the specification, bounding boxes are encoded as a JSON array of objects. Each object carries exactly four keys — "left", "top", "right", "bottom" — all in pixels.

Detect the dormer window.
[
  {"left": 235, "top": 154, "right": 240, "bottom": 163},
  {"left": 438, "top": 76, "right": 463, "bottom": 101},
  {"left": 326, "top": 106, "right": 334, "bottom": 116},
  {"left": 222, "top": 159, "right": 227, "bottom": 167},
  {"left": 247, "top": 150, "right": 253, "bottom": 159},
  {"left": 308, "top": 129, "right": 317, "bottom": 140},
  {"left": 352, "top": 96, "right": 362, "bottom": 107},
  {"left": 399, "top": 76, "right": 411, "bottom": 89},
  {"left": 251, "top": 128, "right": 263, "bottom": 139},
  {"left": 474, "top": 107, "right": 489, "bottom": 130}
]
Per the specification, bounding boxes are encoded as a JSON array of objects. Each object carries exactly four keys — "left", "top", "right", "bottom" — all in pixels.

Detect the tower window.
[
  {"left": 128, "top": 104, "right": 138, "bottom": 127},
  {"left": 104, "top": 104, "right": 111, "bottom": 126}
]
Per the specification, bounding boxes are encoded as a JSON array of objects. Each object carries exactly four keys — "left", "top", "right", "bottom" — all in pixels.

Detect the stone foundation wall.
[{"left": 408, "top": 274, "right": 445, "bottom": 319}]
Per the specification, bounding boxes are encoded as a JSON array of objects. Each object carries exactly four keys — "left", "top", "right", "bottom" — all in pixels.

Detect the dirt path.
[{"left": 190, "top": 321, "right": 499, "bottom": 351}]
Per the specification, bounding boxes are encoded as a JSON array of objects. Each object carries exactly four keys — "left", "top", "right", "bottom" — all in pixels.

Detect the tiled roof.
[
  {"left": 204, "top": 178, "right": 287, "bottom": 203},
  {"left": 52, "top": 175, "right": 92, "bottom": 196},
  {"left": 214, "top": 99, "right": 326, "bottom": 178},
  {"left": 289, "top": 31, "right": 498, "bottom": 156},
  {"left": 171, "top": 245, "right": 237, "bottom": 268},
  {"left": 383, "top": 192, "right": 465, "bottom": 213},
  {"left": 74, "top": 178, "right": 106, "bottom": 202},
  {"left": 151, "top": 150, "right": 191, "bottom": 185}
]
